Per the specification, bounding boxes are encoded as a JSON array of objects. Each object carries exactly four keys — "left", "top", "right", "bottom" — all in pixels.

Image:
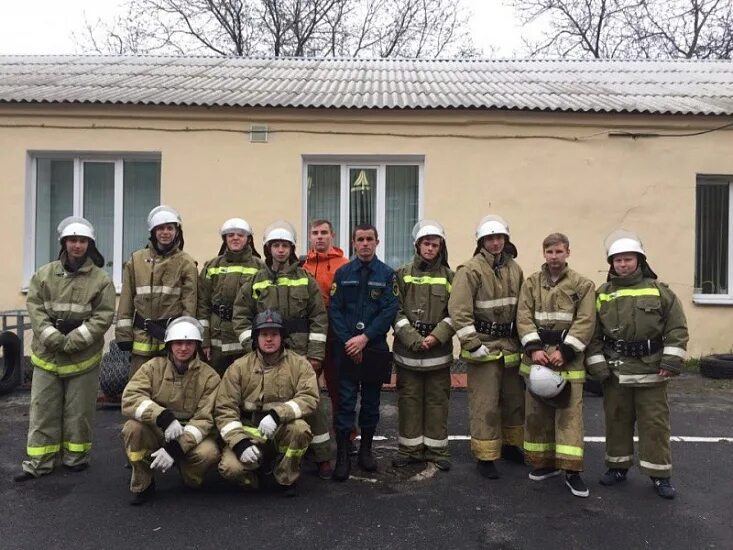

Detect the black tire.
[
  {"left": 0, "top": 331, "right": 22, "bottom": 395},
  {"left": 99, "top": 341, "right": 130, "bottom": 397},
  {"left": 583, "top": 378, "right": 604, "bottom": 396},
  {"left": 699, "top": 354, "right": 733, "bottom": 380}
]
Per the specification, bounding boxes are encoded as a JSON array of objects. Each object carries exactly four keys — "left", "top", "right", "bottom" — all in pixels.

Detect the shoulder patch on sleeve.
[
  {"left": 392, "top": 274, "right": 399, "bottom": 296},
  {"left": 330, "top": 282, "right": 337, "bottom": 296}
]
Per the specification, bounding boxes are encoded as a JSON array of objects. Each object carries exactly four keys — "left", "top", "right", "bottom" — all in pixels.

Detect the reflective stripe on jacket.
[
  {"left": 115, "top": 244, "right": 198, "bottom": 356},
  {"left": 197, "top": 249, "right": 265, "bottom": 353},
  {"left": 586, "top": 269, "right": 688, "bottom": 385},
  {"left": 122, "top": 356, "right": 221, "bottom": 454},
  {"left": 232, "top": 261, "right": 327, "bottom": 360},
  {"left": 393, "top": 255, "right": 455, "bottom": 371},
  {"left": 447, "top": 249, "right": 523, "bottom": 365},
  {"left": 27, "top": 255, "right": 115, "bottom": 378},
  {"left": 516, "top": 264, "right": 596, "bottom": 382},
  {"left": 214, "top": 349, "right": 319, "bottom": 449}
]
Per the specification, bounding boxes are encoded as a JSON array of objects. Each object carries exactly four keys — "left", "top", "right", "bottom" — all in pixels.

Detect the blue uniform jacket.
[{"left": 328, "top": 257, "right": 399, "bottom": 348}]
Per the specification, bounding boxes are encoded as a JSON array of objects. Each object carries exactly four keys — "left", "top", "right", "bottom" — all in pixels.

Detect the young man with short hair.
[
  {"left": 329, "top": 224, "right": 399, "bottom": 481},
  {"left": 516, "top": 233, "right": 596, "bottom": 497}
]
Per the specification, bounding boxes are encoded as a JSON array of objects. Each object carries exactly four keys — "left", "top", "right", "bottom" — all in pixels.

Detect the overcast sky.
[{"left": 0, "top": 0, "right": 537, "bottom": 57}]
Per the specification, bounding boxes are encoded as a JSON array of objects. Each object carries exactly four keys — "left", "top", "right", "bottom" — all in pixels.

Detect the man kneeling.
[
  {"left": 215, "top": 309, "right": 318, "bottom": 497},
  {"left": 121, "top": 317, "right": 221, "bottom": 505}
]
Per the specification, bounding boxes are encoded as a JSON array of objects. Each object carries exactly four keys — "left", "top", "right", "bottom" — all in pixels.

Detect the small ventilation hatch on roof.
[{"left": 249, "top": 125, "right": 269, "bottom": 143}]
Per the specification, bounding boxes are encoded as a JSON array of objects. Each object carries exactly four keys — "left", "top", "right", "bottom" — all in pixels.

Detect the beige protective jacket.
[
  {"left": 116, "top": 244, "right": 198, "bottom": 356},
  {"left": 447, "top": 249, "right": 524, "bottom": 366},
  {"left": 516, "top": 264, "right": 596, "bottom": 382},
  {"left": 122, "top": 356, "right": 221, "bottom": 454},
  {"left": 393, "top": 255, "right": 455, "bottom": 371},
  {"left": 586, "top": 269, "right": 688, "bottom": 386},
  {"left": 232, "top": 261, "right": 327, "bottom": 360},
  {"left": 214, "top": 350, "right": 319, "bottom": 449},
  {"left": 27, "top": 254, "right": 115, "bottom": 377},
  {"left": 198, "top": 248, "right": 265, "bottom": 354}
]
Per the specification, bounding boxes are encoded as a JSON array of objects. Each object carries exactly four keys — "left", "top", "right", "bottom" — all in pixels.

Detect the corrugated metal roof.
[{"left": 0, "top": 55, "right": 732, "bottom": 115}]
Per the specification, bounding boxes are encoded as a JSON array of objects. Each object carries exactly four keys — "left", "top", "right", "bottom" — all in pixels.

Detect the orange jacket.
[{"left": 303, "top": 247, "right": 349, "bottom": 307}]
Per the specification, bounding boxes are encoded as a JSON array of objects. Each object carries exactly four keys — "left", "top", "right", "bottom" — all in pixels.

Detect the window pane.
[
  {"left": 83, "top": 162, "right": 115, "bottom": 276},
  {"left": 349, "top": 168, "right": 376, "bottom": 257},
  {"left": 385, "top": 165, "right": 419, "bottom": 269},
  {"left": 695, "top": 179, "right": 729, "bottom": 294},
  {"left": 307, "top": 165, "right": 340, "bottom": 248},
  {"left": 123, "top": 160, "right": 161, "bottom": 261},
  {"left": 35, "top": 159, "right": 73, "bottom": 268}
]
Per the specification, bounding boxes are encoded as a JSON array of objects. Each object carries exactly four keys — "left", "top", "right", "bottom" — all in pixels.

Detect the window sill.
[{"left": 693, "top": 294, "right": 733, "bottom": 305}]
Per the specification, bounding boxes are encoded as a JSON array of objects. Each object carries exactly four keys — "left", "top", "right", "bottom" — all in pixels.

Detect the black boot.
[
  {"left": 333, "top": 433, "right": 351, "bottom": 482},
  {"left": 358, "top": 428, "right": 378, "bottom": 472}
]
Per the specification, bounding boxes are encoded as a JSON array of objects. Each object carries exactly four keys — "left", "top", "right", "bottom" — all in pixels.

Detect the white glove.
[
  {"left": 258, "top": 414, "right": 278, "bottom": 438},
  {"left": 239, "top": 445, "right": 262, "bottom": 465},
  {"left": 469, "top": 345, "right": 490, "bottom": 359},
  {"left": 150, "top": 448, "right": 175, "bottom": 472},
  {"left": 164, "top": 419, "right": 184, "bottom": 442}
]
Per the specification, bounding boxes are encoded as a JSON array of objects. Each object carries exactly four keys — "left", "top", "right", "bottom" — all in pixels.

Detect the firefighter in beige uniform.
[
  {"left": 232, "top": 221, "right": 331, "bottom": 479},
  {"left": 121, "top": 317, "right": 221, "bottom": 505},
  {"left": 448, "top": 215, "right": 525, "bottom": 480},
  {"left": 216, "top": 310, "right": 319, "bottom": 496},
  {"left": 516, "top": 233, "right": 596, "bottom": 497},
  {"left": 587, "top": 230, "right": 688, "bottom": 500},
  {"left": 392, "top": 220, "right": 455, "bottom": 471},
  {"left": 198, "top": 217, "right": 265, "bottom": 375},
  {"left": 116, "top": 205, "right": 198, "bottom": 378},
  {"left": 15, "top": 217, "right": 115, "bottom": 482}
]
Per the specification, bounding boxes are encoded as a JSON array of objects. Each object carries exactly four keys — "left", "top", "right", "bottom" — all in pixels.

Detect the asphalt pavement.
[{"left": 1, "top": 374, "right": 732, "bottom": 550}]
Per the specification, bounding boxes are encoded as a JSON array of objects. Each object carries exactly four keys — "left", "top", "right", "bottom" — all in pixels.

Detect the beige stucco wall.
[{"left": 1, "top": 103, "right": 732, "bottom": 356}]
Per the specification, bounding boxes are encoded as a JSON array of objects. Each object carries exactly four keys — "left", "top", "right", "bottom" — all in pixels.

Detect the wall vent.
[{"left": 249, "top": 125, "right": 269, "bottom": 143}]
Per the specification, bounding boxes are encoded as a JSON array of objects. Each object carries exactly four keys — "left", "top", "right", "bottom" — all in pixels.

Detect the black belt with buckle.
[
  {"left": 413, "top": 321, "right": 437, "bottom": 337},
  {"left": 603, "top": 335, "right": 663, "bottom": 358},
  {"left": 212, "top": 303, "right": 234, "bottom": 321},
  {"left": 53, "top": 318, "right": 83, "bottom": 335},
  {"left": 538, "top": 327, "right": 567, "bottom": 345},
  {"left": 475, "top": 320, "right": 516, "bottom": 337},
  {"left": 133, "top": 311, "right": 174, "bottom": 340}
]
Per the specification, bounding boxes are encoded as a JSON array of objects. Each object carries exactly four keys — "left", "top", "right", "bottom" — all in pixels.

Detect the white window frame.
[
  {"left": 301, "top": 155, "right": 424, "bottom": 261},
  {"left": 693, "top": 175, "right": 733, "bottom": 305},
  {"left": 24, "top": 151, "right": 161, "bottom": 293}
]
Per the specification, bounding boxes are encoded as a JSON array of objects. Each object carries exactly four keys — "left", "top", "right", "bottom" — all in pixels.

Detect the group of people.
[{"left": 13, "top": 205, "right": 689, "bottom": 505}]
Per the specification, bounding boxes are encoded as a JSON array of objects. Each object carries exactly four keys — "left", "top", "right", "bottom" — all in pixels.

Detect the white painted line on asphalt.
[{"left": 375, "top": 435, "right": 733, "bottom": 442}]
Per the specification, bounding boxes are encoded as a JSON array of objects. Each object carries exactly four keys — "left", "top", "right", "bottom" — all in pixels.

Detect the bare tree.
[
  {"left": 510, "top": 0, "right": 733, "bottom": 58},
  {"left": 75, "top": 0, "right": 475, "bottom": 58}
]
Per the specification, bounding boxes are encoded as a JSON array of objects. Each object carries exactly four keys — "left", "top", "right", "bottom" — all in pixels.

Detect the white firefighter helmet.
[
  {"left": 164, "top": 316, "right": 203, "bottom": 343},
  {"left": 57, "top": 216, "right": 95, "bottom": 243},
  {"left": 476, "top": 215, "right": 510, "bottom": 241},
  {"left": 412, "top": 219, "right": 446, "bottom": 244},
  {"left": 220, "top": 217, "right": 253, "bottom": 237},
  {"left": 263, "top": 220, "right": 296, "bottom": 246},
  {"left": 147, "top": 205, "right": 182, "bottom": 231},
  {"left": 604, "top": 229, "right": 646, "bottom": 260},
  {"left": 528, "top": 364, "right": 567, "bottom": 398}
]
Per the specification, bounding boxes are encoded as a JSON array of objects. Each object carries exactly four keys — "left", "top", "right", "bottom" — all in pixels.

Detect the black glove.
[
  {"left": 559, "top": 343, "right": 577, "bottom": 363},
  {"left": 116, "top": 340, "right": 133, "bottom": 352},
  {"left": 146, "top": 321, "right": 167, "bottom": 341}
]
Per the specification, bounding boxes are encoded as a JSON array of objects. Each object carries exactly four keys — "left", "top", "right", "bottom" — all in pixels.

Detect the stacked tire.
[
  {"left": 700, "top": 354, "right": 733, "bottom": 379},
  {"left": 0, "top": 331, "right": 22, "bottom": 395}
]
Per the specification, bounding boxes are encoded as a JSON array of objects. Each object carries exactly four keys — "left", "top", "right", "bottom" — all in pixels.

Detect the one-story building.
[{"left": 1, "top": 55, "right": 732, "bottom": 355}]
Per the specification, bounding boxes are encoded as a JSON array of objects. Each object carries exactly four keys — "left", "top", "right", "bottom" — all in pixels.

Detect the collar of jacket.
[
  {"left": 540, "top": 263, "right": 568, "bottom": 287},
  {"left": 412, "top": 253, "right": 441, "bottom": 273},
  {"left": 608, "top": 267, "right": 645, "bottom": 288},
  {"left": 353, "top": 256, "right": 378, "bottom": 271},
  {"left": 266, "top": 259, "right": 300, "bottom": 277},
  {"left": 57, "top": 253, "right": 94, "bottom": 276},
  {"left": 477, "top": 248, "right": 508, "bottom": 268},
  {"left": 146, "top": 242, "right": 180, "bottom": 259},
  {"left": 223, "top": 247, "right": 252, "bottom": 263},
  {"left": 256, "top": 348, "right": 286, "bottom": 369},
  {"left": 307, "top": 246, "right": 346, "bottom": 263},
  {"left": 165, "top": 355, "right": 205, "bottom": 377}
]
